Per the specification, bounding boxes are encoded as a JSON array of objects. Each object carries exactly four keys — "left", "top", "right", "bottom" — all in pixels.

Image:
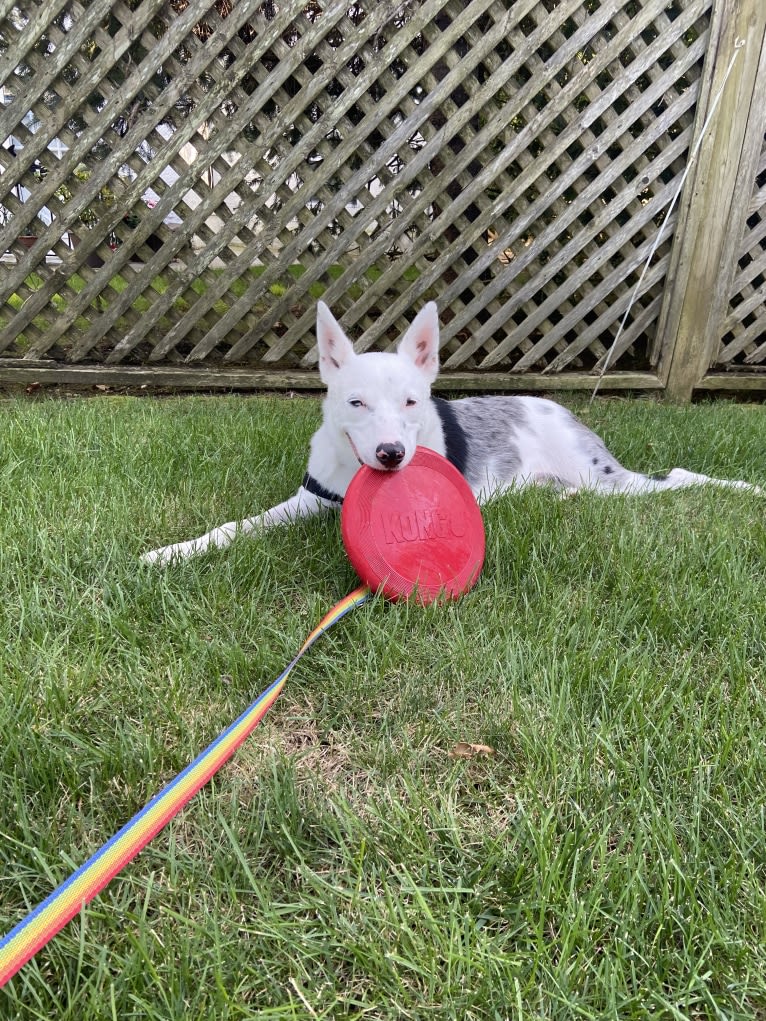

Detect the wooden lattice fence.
[
  {"left": 1, "top": 0, "right": 765, "bottom": 397},
  {"left": 713, "top": 129, "right": 766, "bottom": 373}
]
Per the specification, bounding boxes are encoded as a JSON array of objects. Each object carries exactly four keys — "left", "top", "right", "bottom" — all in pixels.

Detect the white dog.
[{"left": 143, "top": 302, "right": 761, "bottom": 565}]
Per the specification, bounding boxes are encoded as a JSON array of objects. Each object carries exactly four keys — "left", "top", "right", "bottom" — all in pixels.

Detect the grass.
[{"left": 0, "top": 393, "right": 765, "bottom": 1019}]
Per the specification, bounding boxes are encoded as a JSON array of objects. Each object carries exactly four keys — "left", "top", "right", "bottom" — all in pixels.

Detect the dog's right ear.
[{"left": 316, "top": 302, "right": 355, "bottom": 382}]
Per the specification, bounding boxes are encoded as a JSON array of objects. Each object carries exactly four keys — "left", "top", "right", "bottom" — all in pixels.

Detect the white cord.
[{"left": 589, "top": 37, "right": 746, "bottom": 402}]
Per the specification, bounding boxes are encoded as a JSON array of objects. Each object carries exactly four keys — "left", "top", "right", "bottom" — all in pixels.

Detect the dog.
[{"left": 142, "top": 302, "right": 761, "bottom": 565}]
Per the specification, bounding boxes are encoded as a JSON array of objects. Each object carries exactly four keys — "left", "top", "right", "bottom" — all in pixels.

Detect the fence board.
[
  {"left": 660, "top": 0, "right": 766, "bottom": 398},
  {"left": 715, "top": 129, "right": 766, "bottom": 370},
  {"left": 72, "top": 0, "right": 363, "bottom": 362},
  {"left": 446, "top": 16, "right": 708, "bottom": 369},
  {"left": 1, "top": 0, "right": 765, "bottom": 393},
  {"left": 234, "top": 0, "right": 537, "bottom": 365},
  {"left": 151, "top": 0, "right": 469, "bottom": 364}
]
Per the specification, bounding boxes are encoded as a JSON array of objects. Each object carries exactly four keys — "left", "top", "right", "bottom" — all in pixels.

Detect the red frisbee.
[{"left": 341, "top": 447, "right": 485, "bottom": 603}]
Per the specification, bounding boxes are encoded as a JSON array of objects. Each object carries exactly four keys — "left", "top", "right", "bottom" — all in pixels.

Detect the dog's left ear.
[
  {"left": 316, "top": 302, "right": 356, "bottom": 382},
  {"left": 397, "top": 303, "right": 440, "bottom": 383}
]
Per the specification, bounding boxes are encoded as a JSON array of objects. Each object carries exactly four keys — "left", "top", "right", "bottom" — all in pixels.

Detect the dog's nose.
[{"left": 376, "top": 442, "right": 405, "bottom": 468}]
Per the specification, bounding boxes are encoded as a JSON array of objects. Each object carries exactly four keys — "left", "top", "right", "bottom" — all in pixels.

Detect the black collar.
[{"left": 302, "top": 472, "right": 344, "bottom": 505}]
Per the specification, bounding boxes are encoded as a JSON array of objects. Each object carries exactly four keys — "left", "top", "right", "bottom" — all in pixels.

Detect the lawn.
[{"left": 1, "top": 393, "right": 765, "bottom": 1020}]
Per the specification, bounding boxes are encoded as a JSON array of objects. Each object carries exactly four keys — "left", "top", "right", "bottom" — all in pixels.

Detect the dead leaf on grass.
[{"left": 448, "top": 742, "right": 496, "bottom": 759}]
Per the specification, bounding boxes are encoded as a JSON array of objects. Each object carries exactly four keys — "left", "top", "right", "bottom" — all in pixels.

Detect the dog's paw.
[
  {"left": 140, "top": 545, "right": 174, "bottom": 567},
  {"left": 141, "top": 529, "right": 233, "bottom": 566},
  {"left": 140, "top": 541, "right": 199, "bottom": 566},
  {"left": 734, "top": 480, "right": 764, "bottom": 496}
]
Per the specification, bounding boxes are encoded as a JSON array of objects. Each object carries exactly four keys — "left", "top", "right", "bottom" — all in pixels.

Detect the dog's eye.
[
  {"left": 348, "top": 398, "right": 365, "bottom": 409},
  {"left": 405, "top": 397, "right": 418, "bottom": 407}
]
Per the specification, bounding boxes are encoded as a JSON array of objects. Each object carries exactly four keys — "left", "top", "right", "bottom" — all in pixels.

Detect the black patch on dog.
[{"left": 432, "top": 397, "right": 469, "bottom": 477}]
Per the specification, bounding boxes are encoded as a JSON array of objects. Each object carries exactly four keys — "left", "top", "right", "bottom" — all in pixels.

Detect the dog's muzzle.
[{"left": 375, "top": 442, "right": 405, "bottom": 468}]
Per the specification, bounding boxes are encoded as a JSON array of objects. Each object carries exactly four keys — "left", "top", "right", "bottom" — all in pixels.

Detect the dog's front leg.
[{"left": 141, "top": 487, "right": 333, "bottom": 566}]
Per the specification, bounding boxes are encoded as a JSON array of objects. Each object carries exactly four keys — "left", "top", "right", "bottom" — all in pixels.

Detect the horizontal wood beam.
[
  {"left": 0, "top": 363, "right": 663, "bottom": 393},
  {"left": 694, "top": 373, "right": 766, "bottom": 391}
]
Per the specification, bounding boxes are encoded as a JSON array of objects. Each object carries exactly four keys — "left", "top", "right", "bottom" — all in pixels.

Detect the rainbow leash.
[{"left": 0, "top": 585, "right": 370, "bottom": 989}]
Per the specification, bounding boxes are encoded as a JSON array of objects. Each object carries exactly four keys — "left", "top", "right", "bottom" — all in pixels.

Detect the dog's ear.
[
  {"left": 316, "top": 302, "right": 355, "bottom": 382},
  {"left": 397, "top": 303, "right": 440, "bottom": 383}
]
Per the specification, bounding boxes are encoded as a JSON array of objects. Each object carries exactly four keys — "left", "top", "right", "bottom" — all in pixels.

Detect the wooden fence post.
[{"left": 658, "top": 0, "right": 766, "bottom": 401}]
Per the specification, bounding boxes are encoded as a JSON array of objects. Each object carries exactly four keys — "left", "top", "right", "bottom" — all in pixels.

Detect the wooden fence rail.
[{"left": 1, "top": 0, "right": 765, "bottom": 397}]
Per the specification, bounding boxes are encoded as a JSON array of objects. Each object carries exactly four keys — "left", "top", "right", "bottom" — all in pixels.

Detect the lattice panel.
[
  {"left": 0, "top": 0, "right": 716, "bottom": 376},
  {"left": 713, "top": 133, "right": 766, "bottom": 370}
]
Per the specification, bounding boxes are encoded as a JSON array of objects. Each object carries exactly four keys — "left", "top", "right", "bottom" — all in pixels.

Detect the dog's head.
[{"left": 316, "top": 302, "right": 440, "bottom": 471}]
